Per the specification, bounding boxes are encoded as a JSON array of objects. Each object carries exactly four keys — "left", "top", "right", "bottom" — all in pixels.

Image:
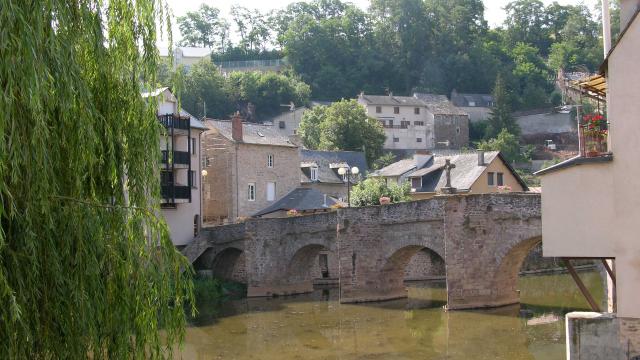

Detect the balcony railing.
[
  {"left": 382, "top": 124, "right": 409, "bottom": 129},
  {"left": 161, "top": 184, "right": 190, "bottom": 200},
  {"left": 578, "top": 115, "right": 609, "bottom": 158},
  {"left": 161, "top": 150, "right": 190, "bottom": 165},
  {"left": 158, "top": 114, "right": 189, "bottom": 130}
]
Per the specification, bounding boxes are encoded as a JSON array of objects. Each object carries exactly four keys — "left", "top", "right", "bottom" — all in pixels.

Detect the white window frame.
[
  {"left": 248, "top": 183, "right": 256, "bottom": 201},
  {"left": 267, "top": 154, "right": 274, "bottom": 168},
  {"left": 310, "top": 166, "right": 319, "bottom": 181},
  {"left": 266, "top": 182, "right": 276, "bottom": 201}
]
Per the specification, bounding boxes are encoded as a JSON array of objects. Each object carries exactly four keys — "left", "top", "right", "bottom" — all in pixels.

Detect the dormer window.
[
  {"left": 310, "top": 166, "right": 318, "bottom": 181},
  {"left": 267, "top": 154, "right": 274, "bottom": 168}
]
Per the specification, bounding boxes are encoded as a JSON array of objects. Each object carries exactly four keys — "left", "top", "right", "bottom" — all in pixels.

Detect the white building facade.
[{"left": 145, "top": 88, "right": 206, "bottom": 246}]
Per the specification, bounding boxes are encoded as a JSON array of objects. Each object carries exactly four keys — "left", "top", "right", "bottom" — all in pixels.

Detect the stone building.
[
  {"left": 357, "top": 93, "right": 469, "bottom": 151},
  {"left": 143, "top": 87, "right": 206, "bottom": 246},
  {"left": 450, "top": 89, "right": 494, "bottom": 123},
  {"left": 299, "top": 149, "right": 368, "bottom": 201},
  {"left": 201, "top": 116, "right": 299, "bottom": 224}
]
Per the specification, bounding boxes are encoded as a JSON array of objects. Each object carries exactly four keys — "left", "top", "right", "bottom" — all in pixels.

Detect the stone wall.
[
  {"left": 566, "top": 312, "right": 640, "bottom": 360},
  {"left": 434, "top": 114, "right": 469, "bottom": 149},
  {"left": 404, "top": 248, "right": 446, "bottom": 280}
]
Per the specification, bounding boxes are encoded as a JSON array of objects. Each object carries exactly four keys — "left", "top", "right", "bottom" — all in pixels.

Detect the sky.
[{"left": 161, "top": 0, "right": 600, "bottom": 45}]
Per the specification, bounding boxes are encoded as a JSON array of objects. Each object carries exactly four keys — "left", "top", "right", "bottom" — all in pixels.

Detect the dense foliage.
[
  {"left": 176, "top": 61, "right": 311, "bottom": 119},
  {"left": 298, "top": 100, "right": 386, "bottom": 166},
  {"left": 477, "top": 129, "right": 533, "bottom": 163},
  {"left": 177, "top": 0, "right": 607, "bottom": 110},
  {"left": 350, "top": 178, "right": 411, "bottom": 207},
  {"left": 0, "top": 0, "right": 193, "bottom": 358}
]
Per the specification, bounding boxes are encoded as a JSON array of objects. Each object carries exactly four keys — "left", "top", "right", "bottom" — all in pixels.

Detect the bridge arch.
[
  {"left": 492, "top": 236, "right": 542, "bottom": 305},
  {"left": 193, "top": 246, "right": 246, "bottom": 283},
  {"left": 287, "top": 244, "right": 330, "bottom": 285}
]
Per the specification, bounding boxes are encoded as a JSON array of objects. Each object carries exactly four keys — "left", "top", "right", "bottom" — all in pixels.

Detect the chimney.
[
  {"left": 477, "top": 149, "right": 485, "bottom": 166},
  {"left": 232, "top": 112, "right": 243, "bottom": 142}
]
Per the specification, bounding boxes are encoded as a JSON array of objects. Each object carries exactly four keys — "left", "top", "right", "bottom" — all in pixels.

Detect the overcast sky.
[{"left": 160, "top": 0, "right": 600, "bottom": 45}]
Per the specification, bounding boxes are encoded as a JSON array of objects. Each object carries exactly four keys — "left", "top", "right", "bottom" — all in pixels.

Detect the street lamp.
[{"left": 337, "top": 166, "right": 359, "bottom": 207}]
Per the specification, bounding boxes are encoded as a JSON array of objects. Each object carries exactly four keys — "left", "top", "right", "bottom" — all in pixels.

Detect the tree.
[
  {"left": 547, "top": 5, "right": 602, "bottom": 72},
  {"left": 298, "top": 100, "right": 385, "bottom": 165},
  {"left": 181, "top": 60, "right": 234, "bottom": 119},
  {"left": 1, "top": 1, "right": 192, "bottom": 358},
  {"left": 372, "top": 152, "right": 397, "bottom": 170},
  {"left": 350, "top": 178, "right": 410, "bottom": 206},
  {"left": 486, "top": 74, "right": 521, "bottom": 138},
  {"left": 504, "top": 0, "right": 552, "bottom": 55},
  {"left": 177, "top": 4, "right": 230, "bottom": 51},
  {"left": 477, "top": 129, "right": 529, "bottom": 163}
]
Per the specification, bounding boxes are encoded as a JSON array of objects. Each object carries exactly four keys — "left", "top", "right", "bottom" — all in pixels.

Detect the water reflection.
[{"left": 178, "top": 271, "right": 603, "bottom": 360}]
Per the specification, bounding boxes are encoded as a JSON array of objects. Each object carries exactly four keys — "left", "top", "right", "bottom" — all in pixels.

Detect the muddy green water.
[{"left": 179, "top": 271, "right": 604, "bottom": 360}]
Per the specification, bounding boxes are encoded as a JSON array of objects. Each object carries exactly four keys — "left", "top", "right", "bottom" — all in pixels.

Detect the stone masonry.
[{"left": 183, "top": 193, "right": 542, "bottom": 309}]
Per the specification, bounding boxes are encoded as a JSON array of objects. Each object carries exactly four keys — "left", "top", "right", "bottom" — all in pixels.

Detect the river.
[{"left": 178, "top": 271, "right": 604, "bottom": 359}]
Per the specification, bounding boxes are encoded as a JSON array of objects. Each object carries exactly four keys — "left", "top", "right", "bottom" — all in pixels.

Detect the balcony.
[
  {"left": 161, "top": 184, "right": 190, "bottom": 201},
  {"left": 158, "top": 114, "right": 190, "bottom": 130},
  {"left": 382, "top": 124, "right": 409, "bottom": 129},
  {"left": 161, "top": 150, "right": 190, "bottom": 165},
  {"left": 578, "top": 114, "right": 609, "bottom": 158}
]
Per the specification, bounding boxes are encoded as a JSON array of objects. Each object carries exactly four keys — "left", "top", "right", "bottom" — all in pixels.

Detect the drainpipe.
[{"left": 602, "top": 0, "right": 612, "bottom": 58}]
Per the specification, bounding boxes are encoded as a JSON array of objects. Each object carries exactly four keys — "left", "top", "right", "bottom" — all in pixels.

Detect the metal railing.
[
  {"left": 383, "top": 124, "right": 409, "bottom": 129},
  {"left": 161, "top": 150, "right": 190, "bottom": 165},
  {"left": 161, "top": 184, "right": 190, "bottom": 200},
  {"left": 215, "top": 58, "right": 287, "bottom": 69},
  {"left": 158, "top": 114, "right": 189, "bottom": 130},
  {"left": 578, "top": 124, "right": 609, "bottom": 157}
]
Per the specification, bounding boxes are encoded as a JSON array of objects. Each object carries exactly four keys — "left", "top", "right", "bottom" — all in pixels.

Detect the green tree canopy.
[
  {"left": 1, "top": 0, "right": 192, "bottom": 358},
  {"left": 177, "top": 4, "right": 231, "bottom": 51},
  {"left": 486, "top": 73, "right": 521, "bottom": 138},
  {"left": 298, "top": 100, "right": 385, "bottom": 165},
  {"left": 477, "top": 129, "right": 530, "bottom": 163},
  {"left": 350, "top": 178, "right": 410, "bottom": 207}
]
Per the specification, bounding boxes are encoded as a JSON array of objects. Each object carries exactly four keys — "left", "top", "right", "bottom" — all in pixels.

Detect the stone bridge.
[{"left": 183, "top": 193, "right": 541, "bottom": 309}]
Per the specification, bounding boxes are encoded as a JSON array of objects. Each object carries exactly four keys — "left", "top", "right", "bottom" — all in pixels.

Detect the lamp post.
[{"left": 337, "top": 166, "right": 359, "bottom": 207}]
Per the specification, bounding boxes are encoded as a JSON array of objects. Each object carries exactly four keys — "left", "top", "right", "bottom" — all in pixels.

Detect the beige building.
[
  {"left": 536, "top": 3, "right": 640, "bottom": 358},
  {"left": 536, "top": 2, "right": 640, "bottom": 320},
  {"left": 357, "top": 93, "right": 469, "bottom": 151},
  {"left": 406, "top": 151, "right": 527, "bottom": 200},
  {"left": 201, "top": 117, "right": 299, "bottom": 224},
  {"left": 143, "top": 88, "right": 205, "bottom": 246},
  {"left": 159, "top": 47, "right": 213, "bottom": 69}
]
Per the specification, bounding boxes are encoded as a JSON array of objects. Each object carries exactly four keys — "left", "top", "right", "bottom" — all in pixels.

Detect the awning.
[{"left": 575, "top": 74, "right": 607, "bottom": 98}]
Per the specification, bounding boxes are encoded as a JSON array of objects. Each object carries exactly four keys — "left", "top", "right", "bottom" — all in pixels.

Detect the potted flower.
[
  {"left": 379, "top": 196, "right": 391, "bottom": 205},
  {"left": 582, "top": 114, "right": 608, "bottom": 157},
  {"left": 287, "top": 209, "right": 299, "bottom": 217}
]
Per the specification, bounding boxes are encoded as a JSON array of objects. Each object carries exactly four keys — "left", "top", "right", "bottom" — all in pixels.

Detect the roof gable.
[
  {"left": 205, "top": 120, "right": 297, "bottom": 148},
  {"left": 300, "top": 149, "right": 368, "bottom": 184}
]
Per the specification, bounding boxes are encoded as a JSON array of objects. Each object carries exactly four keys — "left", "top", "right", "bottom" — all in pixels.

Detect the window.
[
  {"left": 394, "top": 107, "right": 400, "bottom": 114},
  {"left": 456, "top": 127, "right": 461, "bottom": 134},
  {"left": 293, "top": 129, "right": 297, "bottom": 135},
  {"left": 189, "top": 170, "right": 196, "bottom": 188},
  {"left": 414, "top": 107, "right": 420, "bottom": 114},
  {"left": 393, "top": 137, "right": 399, "bottom": 143},
  {"left": 266, "top": 182, "right": 276, "bottom": 201},
  {"left": 310, "top": 166, "right": 318, "bottom": 181},
  {"left": 487, "top": 172, "right": 495, "bottom": 186},
  {"left": 468, "top": 101, "right": 476, "bottom": 107},
  {"left": 400, "top": 120, "right": 410, "bottom": 128},
  {"left": 205, "top": 156, "right": 211, "bottom": 167},
  {"left": 376, "top": 106, "right": 382, "bottom": 113},
  {"left": 411, "top": 177, "right": 422, "bottom": 189},
  {"left": 497, "top": 172, "right": 504, "bottom": 186},
  {"left": 267, "top": 154, "right": 274, "bottom": 168},
  {"left": 279, "top": 121, "right": 286, "bottom": 129},
  {"left": 414, "top": 121, "right": 424, "bottom": 126},
  {"left": 193, "top": 215, "right": 199, "bottom": 237},
  {"left": 416, "top": 138, "right": 422, "bottom": 143},
  {"left": 342, "top": 172, "right": 348, "bottom": 182},
  {"left": 388, "top": 120, "right": 394, "bottom": 126},
  {"left": 247, "top": 183, "right": 256, "bottom": 201},
  {"left": 191, "top": 138, "right": 196, "bottom": 155}
]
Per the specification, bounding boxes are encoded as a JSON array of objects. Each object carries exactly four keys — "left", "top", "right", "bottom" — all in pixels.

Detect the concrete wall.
[
  {"left": 566, "top": 312, "right": 640, "bottom": 360},
  {"left": 459, "top": 106, "right": 490, "bottom": 122},
  {"left": 269, "top": 107, "right": 307, "bottom": 137}
]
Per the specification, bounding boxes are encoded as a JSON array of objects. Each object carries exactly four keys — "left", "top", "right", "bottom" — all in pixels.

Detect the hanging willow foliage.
[{"left": 0, "top": 0, "right": 194, "bottom": 358}]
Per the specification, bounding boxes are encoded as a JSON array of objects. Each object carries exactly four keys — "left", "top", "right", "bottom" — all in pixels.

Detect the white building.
[
  {"left": 143, "top": 88, "right": 206, "bottom": 246},
  {"left": 159, "top": 47, "right": 213, "bottom": 69},
  {"left": 357, "top": 93, "right": 469, "bottom": 151}
]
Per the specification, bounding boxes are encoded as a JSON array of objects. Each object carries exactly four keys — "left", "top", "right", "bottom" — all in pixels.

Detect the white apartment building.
[
  {"left": 143, "top": 88, "right": 206, "bottom": 246},
  {"left": 357, "top": 93, "right": 469, "bottom": 151}
]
